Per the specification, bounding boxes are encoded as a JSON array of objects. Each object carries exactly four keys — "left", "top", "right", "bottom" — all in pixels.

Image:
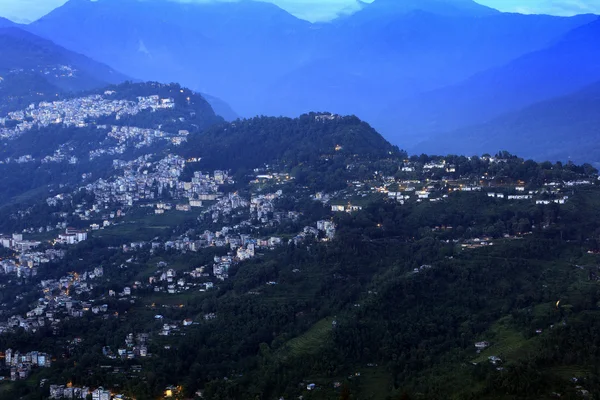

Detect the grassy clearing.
[
  {"left": 92, "top": 209, "right": 202, "bottom": 242},
  {"left": 131, "top": 209, "right": 202, "bottom": 226},
  {"left": 92, "top": 222, "right": 166, "bottom": 241},
  {"left": 24, "top": 230, "right": 56, "bottom": 242},
  {"left": 284, "top": 317, "right": 335, "bottom": 358},
  {"left": 473, "top": 317, "right": 535, "bottom": 363}
]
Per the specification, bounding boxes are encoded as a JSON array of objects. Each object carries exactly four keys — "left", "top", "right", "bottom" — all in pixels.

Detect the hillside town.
[
  {"left": 327, "top": 157, "right": 585, "bottom": 211},
  {"left": 0, "top": 91, "right": 189, "bottom": 165},
  {"left": 83, "top": 155, "right": 223, "bottom": 210},
  {"left": 0, "top": 92, "right": 175, "bottom": 141}
]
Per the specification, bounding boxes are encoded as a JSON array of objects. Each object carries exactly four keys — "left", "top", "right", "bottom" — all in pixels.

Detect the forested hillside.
[{"left": 184, "top": 113, "right": 399, "bottom": 169}]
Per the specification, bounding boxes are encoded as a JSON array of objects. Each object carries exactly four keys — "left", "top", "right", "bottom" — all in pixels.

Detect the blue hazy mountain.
[
  {"left": 389, "top": 16, "right": 600, "bottom": 145},
  {"left": 0, "top": 27, "right": 128, "bottom": 112},
  {"left": 200, "top": 93, "right": 239, "bottom": 122},
  {"left": 29, "top": 0, "right": 313, "bottom": 109},
  {"left": 414, "top": 79, "right": 600, "bottom": 164},
  {"left": 263, "top": 11, "right": 597, "bottom": 132},
  {"left": 0, "top": 17, "right": 18, "bottom": 28},
  {"left": 28, "top": 0, "right": 597, "bottom": 149}
]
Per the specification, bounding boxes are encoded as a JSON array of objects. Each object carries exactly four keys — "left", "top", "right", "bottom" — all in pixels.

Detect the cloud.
[
  {"left": 544, "top": 0, "right": 600, "bottom": 14},
  {"left": 477, "top": 0, "right": 600, "bottom": 15},
  {"left": 269, "top": 0, "right": 365, "bottom": 21},
  {"left": 171, "top": 0, "right": 366, "bottom": 21},
  {"left": 0, "top": 0, "right": 67, "bottom": 21}
]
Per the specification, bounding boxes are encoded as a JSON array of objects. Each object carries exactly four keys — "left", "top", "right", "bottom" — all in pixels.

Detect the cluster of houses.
[
  {"left": 199, "top": 220, "right": 334, "bottom": 282},
  {"left": 91, "top": 387, "right": 114, "bottom": 400},
  {"left": 85, "top": 155, "right": 185, "bottom": 208},
  {"left": 41, "top": 142, "right": 79, "bottom": 164},
  {"left": 0, "top": 267, "right": 106, "bottom": 335},
  {"left": 116, "top": 198, "right": 336, "bottom": 295},
  {"left": 0, "top": 259, "right": 34, "bottom": 278},
  {"left": 205, "top": 192, "right": 249, "bottom": 223},
  {"left": 382, "top": 181, "right": 571, "bottom": 206},
  {"left": 0, "top": 92, "right": 175, "bottom": 142},
  {"left": 158, "top": 322, "right": 183, "bottom": 337},
  {"left": 84, "top": 155, "right": 225, "bottom": 213},
  {"left": 140, "top": 264, "right": 213, "bottom": 295},
  {"left": 108, "top": 125, "right": 186, "bottom": 148},
  {"left": 0, "top": 234, "right": 67, "bottom": 278},
  {"left": 329, "top": 158, "right": 593, "bottom": 208},
  {"left": 331, "top": 204, "right": 363, "bottom": 213},
  {"left": 252, "top": 172, "right": 294, "bottom": 185},
  {"left": 49, "top": 385, "right": 90, "bottom": 399},
  {"left": 0, "top": 233, "right": 41, "bottom": 253},
  {"left": 90, "top": 125, "right": 188, "bottom": 160},
  {"left": 102, "top": 333, "right": 149, "bottom": 360},
  {"left": 2, "top": 349, "right": 52, "bottom": 381},
  {"left": 0, "top": 228, "right": 86, "bottom": 278},
  {"left": 57, "top": 227, "right": 88, "bottom": 245},
  {"left": 49, "top": 384, "right": 124, "bottom": 399},
  {"left": 9, "top": 64, "right": 76, "bottom": 81},
  {"left": 314, "top": 113, "right": 341, "bottom": 122},
  {"left": 182, "top": 218, "right": 335, "bottom": 283},
  {"left": 0, "top": 92, "right": 181, "bottom": 166}
]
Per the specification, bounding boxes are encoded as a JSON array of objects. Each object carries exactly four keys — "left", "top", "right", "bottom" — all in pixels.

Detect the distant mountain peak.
[{"left": 36, "top": 0, "right": 307, "bottom": 27}]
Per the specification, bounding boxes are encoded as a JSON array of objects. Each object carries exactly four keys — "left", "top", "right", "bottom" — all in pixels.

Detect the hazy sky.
[{"left": 1, "top": 0, "right": 599, "bottom": 23}]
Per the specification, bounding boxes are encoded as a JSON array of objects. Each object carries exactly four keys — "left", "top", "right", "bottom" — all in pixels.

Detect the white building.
[{"left": 92, "top": 387, "right": 111, "bottom": 400}]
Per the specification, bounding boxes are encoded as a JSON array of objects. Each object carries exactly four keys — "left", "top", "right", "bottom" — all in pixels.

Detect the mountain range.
[
  {"left": 0, "top": 0, "right": 599, "bottom": 162},
  {"left": 396, "top": 16, "right": 600, "bottom": 143},
  {"left": 25, "top": 0, "right": 599, "bottom": 144},
  {"left": 415, "top": 79, "right": 600, "bottom": 164}
]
